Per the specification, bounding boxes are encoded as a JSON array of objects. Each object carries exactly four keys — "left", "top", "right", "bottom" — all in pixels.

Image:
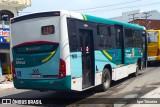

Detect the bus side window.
[
  {"left": 97, "top": 25, "right": 112, "bottom": 49},
  {"left": 147, "top": 34, "right": 151, "bottom": 43},
  {"left": 124, "top": 29, "right": 142, "bottom": 48},
  {"left": 115, "top": 29, "right": 121, "bottom": 48},
  {"left": 147, "top": 31, "right": 158, "bottom": 43},
  {"left": 124, "top": 29, "right": 133, "bottom": 47},
  {"left": 133, "top": 30, "right": 142, "bottom": 48},
  {"left": 68, "top": 20, "right": 78, "bottom": 52}
]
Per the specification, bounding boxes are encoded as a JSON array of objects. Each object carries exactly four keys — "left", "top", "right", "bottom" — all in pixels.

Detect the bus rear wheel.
[
  {"left": 134, "top": 65, "right": 139, "bottom": 77},
  {"left": 138, "top": 59, "right": 143, "bottom": 70},
  {"left": 100, "top": 68, "right": 111, "bottom": 91}
]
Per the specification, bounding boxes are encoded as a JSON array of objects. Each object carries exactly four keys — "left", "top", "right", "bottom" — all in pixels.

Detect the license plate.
[{"left": 32, "top": 74, "right": 40, "bottom": 78}]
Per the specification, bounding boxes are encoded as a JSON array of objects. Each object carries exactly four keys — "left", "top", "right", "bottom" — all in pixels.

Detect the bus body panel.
[
  {"left": 94, "top": 50, "right": 117, "bottom": 85},
  {"left": 69, "top": 12, "right": 145, "bottom": 91},
  {"left": 148, "top": 43, "right": 158, "bottom": 56},
  {"left": 11, "top": 12, "right": 72, "bottom": 90},
  {"left": 11, "top": 16, "right": 60, "bottom": 46},
  {"left": 125, "top": 48, "right": 142, "bottom": 65},
  {"left": 70, "top": 52, "right": 83, "bottom": 91},
  {"left": 12, "top": 46, "right": 60, "bottom": 79},
  {"left": 13, "top": 76, "right": 71, "bottom": 90},
  {"left": 11, "top": 16, "right": 60, "bottom": 80},
  {"left": 70, "top": 52, "right": 82, "bottom": 78},
  {"left": 113, "top": 63, "right": 137, "bottom": 81},
  {"left": 59, "top": 11, "right": 70, "bottom": 76},
  {"left": 67, "top": 10, "right": 84, "bottom": 81},
  {"left": 147, "top": 30, "right": 160, "bottom": 61}
]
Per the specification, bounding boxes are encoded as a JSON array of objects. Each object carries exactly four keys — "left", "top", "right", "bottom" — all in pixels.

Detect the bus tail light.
[
  {"left": 157, "top": 48, "right": 160, "bottom": 55},
  {"left": 58, "top": 59, "right": 66, "bottom": 78},
  {"left": 11, "top": 61, "right": 17, "bottom": 78}
]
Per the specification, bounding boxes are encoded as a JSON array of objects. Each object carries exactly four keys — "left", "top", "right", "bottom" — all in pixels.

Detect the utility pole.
[
  {"left": 128, "top": 13, "right": 139, "bottom": 23},
  {"left": 142, "top": 12, "right": 152, "bottom": 30}
]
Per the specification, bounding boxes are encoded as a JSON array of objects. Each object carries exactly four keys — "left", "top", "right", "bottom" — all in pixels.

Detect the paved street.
[{"left": 0, "top": 63, "right": 160, "bottom": 107}]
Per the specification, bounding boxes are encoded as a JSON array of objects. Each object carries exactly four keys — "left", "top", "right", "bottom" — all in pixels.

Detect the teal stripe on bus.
[
  {"left": 85, "top": 15, "right": 144, "bottom": 30},
  {"left": 82, "top": 14, "right": 87, "bottom": 21},
  {"left": 13, "top": 76, "right": 71, "bottom": 90}
]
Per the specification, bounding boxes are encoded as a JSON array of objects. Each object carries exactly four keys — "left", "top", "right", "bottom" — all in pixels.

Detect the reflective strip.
[
  {"left": 102, "top": 50, "right": 112, "bottom": 60},
  {"left": 82, "top": 14, "right": 87, "bottom": 20},
  {"left": 42, "top": 51, "right": 56, "bottom": 63}
]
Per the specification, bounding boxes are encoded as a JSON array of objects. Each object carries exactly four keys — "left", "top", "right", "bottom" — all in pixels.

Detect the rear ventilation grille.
[{"left": 43, "top": 75, "right": 58, "bottom": 78}]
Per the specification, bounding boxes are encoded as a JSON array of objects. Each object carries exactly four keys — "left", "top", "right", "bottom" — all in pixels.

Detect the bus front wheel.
[{"left": 101, "top": 68, "right": 111, "bottom": 91}]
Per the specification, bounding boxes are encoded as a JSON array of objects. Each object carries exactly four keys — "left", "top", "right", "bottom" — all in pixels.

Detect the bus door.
[
  {"left": 142, "top": 31, "right": 147, "bottom": 68},
  {"left": 79, "top": 29, "right": 95, "bottom": 89},
  {"left": 147, "top": 31, "right": 159, "bottom": 61},
  {"left": 114, "top": 25, "right": 124, "bottom": 65}
]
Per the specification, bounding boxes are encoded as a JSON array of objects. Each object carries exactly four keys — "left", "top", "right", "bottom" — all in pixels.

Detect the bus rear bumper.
[
  {"left": 148, "top": 56, "right": 157, "bottom": 61},
  {"left": 13, "top": 76, "right": 71, "bottom": 91},
  {"left": 148, "top": 56, "right": 160, "bottom": 61}
]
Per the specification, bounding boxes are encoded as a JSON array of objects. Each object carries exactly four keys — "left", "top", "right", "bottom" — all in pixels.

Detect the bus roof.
[
  {"left": 82, "top": 14, "right": 145, "bottom": 30},
  {"left": 147, "top": 29, "right": 160, "bottom": 32},
  {"left": 11, "top": 10, "right": 145, "bottom": 30}
]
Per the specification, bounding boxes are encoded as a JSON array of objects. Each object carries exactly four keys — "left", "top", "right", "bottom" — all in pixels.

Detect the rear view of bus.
[
  {"left": 147, "top": 30, "right": 160, "bottom": 63},
  {"left": 10, "top": 11, "right": 70, "bottom": 91}
]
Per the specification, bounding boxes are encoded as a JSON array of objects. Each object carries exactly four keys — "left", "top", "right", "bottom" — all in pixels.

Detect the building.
[
  {"left": 111, "top": 10, "right": 160, "bottom": 23},
  {"left": 131, "top": 19, "right": 160, "bottom": 30},
  {"left": 0, "top": 0, "right": 31, "bottom": 75},
  {"left": 110, "top": 10, "right": 160, "bottom": 30}
]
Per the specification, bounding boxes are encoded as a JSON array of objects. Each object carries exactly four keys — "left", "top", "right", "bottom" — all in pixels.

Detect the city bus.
[
  {"left": 147, "top": 30, "right": 160, "bottom": 64},
  {"left": 10, "top": 10, "right": 147, "bottom": 92}
]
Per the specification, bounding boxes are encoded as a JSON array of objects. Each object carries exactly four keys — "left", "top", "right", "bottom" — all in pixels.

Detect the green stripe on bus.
[
  {"left": 101, "top": 50, "right": 112, "bottom": 60},
  {"left": 82, "top": 14, "right": 87, "bottom": 20},
  {"left": 42, "top": 50, "right": 56, "bottom": 63}
]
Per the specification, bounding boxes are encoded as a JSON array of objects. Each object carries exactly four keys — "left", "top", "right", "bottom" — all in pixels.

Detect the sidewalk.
[{"left": 0, "top": 75, "right": 14, "bottom": 91}]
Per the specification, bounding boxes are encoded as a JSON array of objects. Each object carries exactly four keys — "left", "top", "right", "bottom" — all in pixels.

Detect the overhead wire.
[
  {"left": 72, "top": 0, "right": 141, "bottom": 11},
  {"left": 80, "top": 1, "right": 160, "bottom": 13}
]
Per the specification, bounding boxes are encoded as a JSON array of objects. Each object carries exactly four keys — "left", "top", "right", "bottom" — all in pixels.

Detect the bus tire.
[
  {"left": 100, "top": 68, "right": 111, "bottom": 91},
  {"left": 134, "top": 65, "right": 139, "bottom": 77},
  {"left": 138, "top": 59, "right": 143, "bottom": 70},
  {"left": 147, "top": 61, "right": 151, "bottom": 67}
]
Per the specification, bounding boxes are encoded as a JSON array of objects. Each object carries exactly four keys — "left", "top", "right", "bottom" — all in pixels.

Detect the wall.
[
  {"left": 110, "top": 10, "right": 160, "bottom": 23},
  {"left": 0, "top": 5, "right": 18, "bottom": 16},
  {"left": 134, "top": 19, "right": 160, "bottom": 30}
]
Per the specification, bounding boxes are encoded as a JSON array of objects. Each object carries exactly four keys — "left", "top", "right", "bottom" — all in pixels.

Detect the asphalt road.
[{"left": 0, "top": 62, "right": 160, "bottom": 107}]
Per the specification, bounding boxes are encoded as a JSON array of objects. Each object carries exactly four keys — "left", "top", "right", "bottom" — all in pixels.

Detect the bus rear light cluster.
[
  {"left": 58, "top": 59, "right": 66, "bottom": 78},
  {"left": 11, "top": 61, "right": 17, "bottom": 78}
]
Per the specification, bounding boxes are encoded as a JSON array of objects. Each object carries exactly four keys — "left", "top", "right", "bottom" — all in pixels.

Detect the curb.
[
  {"left": 0, "top": 75, "right": 14, "bottom": 91},
  {"left": 0, "top": 76, "right": 6, "bottom": 83},
  {"left": 0, "top": 82, "right": 14, "bottom": 90}
]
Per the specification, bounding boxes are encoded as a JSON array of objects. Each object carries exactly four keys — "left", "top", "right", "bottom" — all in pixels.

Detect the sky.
[{"left": 20, "top": 0, "right": 160, "bottom": 18}]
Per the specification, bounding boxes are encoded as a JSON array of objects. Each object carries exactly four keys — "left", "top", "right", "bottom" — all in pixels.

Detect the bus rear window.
[
  {"left": 147, "top": 31, "right": 158, "bottom": 43},
  {"left": 14, "top": 44, "right": 59, "bottom": 54}
]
